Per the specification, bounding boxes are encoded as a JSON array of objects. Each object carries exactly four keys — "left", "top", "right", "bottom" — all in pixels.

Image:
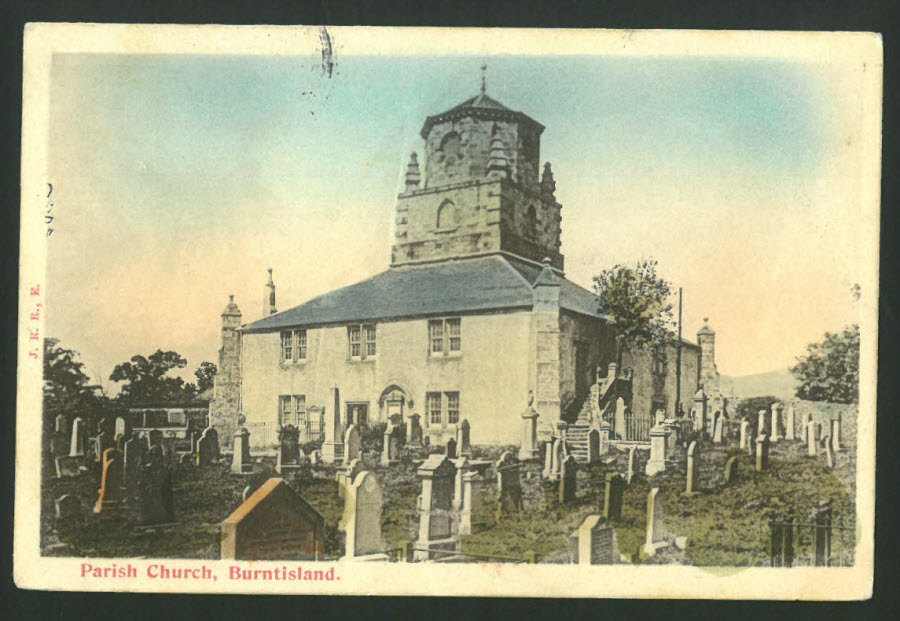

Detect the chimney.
[{"left": 264, "top": 268, "right": 277, "bottom": 317}]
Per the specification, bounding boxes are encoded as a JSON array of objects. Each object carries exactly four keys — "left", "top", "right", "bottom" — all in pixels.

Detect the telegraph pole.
[{"left": 675, "top": 287, "right": 683, "bottom": 415}]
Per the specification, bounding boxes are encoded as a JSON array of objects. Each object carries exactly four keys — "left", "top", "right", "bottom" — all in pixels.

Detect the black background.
[{"left": 1, "top": 1, "right": 896, "bottom": 619}]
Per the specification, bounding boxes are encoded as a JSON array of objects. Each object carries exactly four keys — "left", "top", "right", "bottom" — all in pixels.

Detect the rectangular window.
[
  {"left": 280, "top": 331, "right": 293, "bottom": 362},
  {"left": 365, "top": 324, "right": 377, "bottom": 356},
  {"left": 427, "top": 392, "right": 442, "bottom": 425},
  {"left": 296, "top": 329, "right": 307, "bottom": 361},
  {"left": 348, "top": 325, "right": 361, "bottom": 358},
  {"left": 348, "top": 323, "right": 376, "bottom": 359},
  {"left": 429, "top": 320, "right": 443, "bottom": 353},
  {"left": 447, "top": 319, "right": 461, "bottom": 351},
  {"left": 429, "top": 318, "right": 461, "bottom": 355},
  {"left": 279, "top": 395, "right": 293, "bottom": 427},
  {"left": 294, "top": 394, "right": 306, "bottom": 427},
  {"left": 446, "top": 391, "right": 460, "bottom": 424}
]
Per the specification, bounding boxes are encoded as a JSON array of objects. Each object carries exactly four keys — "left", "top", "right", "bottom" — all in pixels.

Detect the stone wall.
[
  {"left": 558, "top": 311, "right": 617, "bottom": 417},
  {"left": 624, "top": 342, "right": 701, "bottom": 420}
]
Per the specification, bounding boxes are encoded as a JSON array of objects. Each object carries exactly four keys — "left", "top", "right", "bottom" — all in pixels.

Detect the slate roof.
[
  {"left": 420, "top": 92, "right": 544, "bottom": 138},
  {"left": 242, "top": 255, "right": 607, "bottom": 333}
]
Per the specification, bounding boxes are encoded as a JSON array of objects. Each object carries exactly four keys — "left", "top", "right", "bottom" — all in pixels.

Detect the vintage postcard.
[{"left": 16, "top": 25, "right": 881, "bottom": 598}]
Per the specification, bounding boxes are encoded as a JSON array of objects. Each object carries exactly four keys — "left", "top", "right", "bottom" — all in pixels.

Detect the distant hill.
[{"left": 720, "top": 368, "right": 797, "bottom": 401}]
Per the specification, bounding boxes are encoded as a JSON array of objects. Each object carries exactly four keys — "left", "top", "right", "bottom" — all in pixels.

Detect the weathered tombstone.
[
  {"left": 712, "top": 415, "right": 724, "bottom": 444},
  {"left": 95, "top": 430, "right": 113, "bottom": 463},
  {"left": 414, "top": 454, "right": 458, "bottom": 560},
  {"left": 275, "top": 424, "right": 301, "bottom": 474},
  {"left": 643, "top": 487, "right": 668, "bottom": 556},
  {"left": 137, "top": 445, "right": 174, "bottom": 525},
  {"left": 123, "top": 435, "right": 146, "bottom": 493},
  {"left": 445, "top": 437, "right": 458, "bottom": 459},
  {"left": 785, "top": 406, "right": 795, "bottom": 441},
  {"left": 549, "top": 437, "right": 564, "bottom": 480},
  {"left": 831, "top": 415, "right": 842, "bottom": 452},
  {"left": 519, "top": 406, "right": 540, "bottom": 461},
  {"left": 55, "top": 494, "right": 84, "bottom": 522},
  {"left": 569, "top": 515, "right": 618, "bottom": 565},
  {"left": 684, "top": 440, "right": 700, "bottom": 495},
  {"left": 626, "top": 446, "right": 637, "bottom": 484},
  {"left": 645, "top": 422, "right": 668, "bottom": 476},
  {"left": 221, "top": 478, "right": 325, "bottom": 560},
  {"left": 603, "top": 473, "right": 625, "bottom": 521},
  {"left": 802, "top": 412, "right": 814, "bottom": 443},
  {"left": 337, "top": 458, "right": 364, "bottom": 503},
  {"left": 496, "top": 453, "right": 523, "bottom": 516},
  {"left": 825, "top": 441, "right": 835, "bottom": 469},
  {"left": 115, "top": 417, "right": 127, "bottom": 438},
  {"left": 456, "top": 419, "right": 471, "bottom": 456},
  {"left": 739, "top": 420, "right": 750, "bottom": 450},
  {"left": 55, "top": 413, "right": 69, "bottom": 435},
  {"left": 558, "top": 455, "right": 577, "bottom": 503},
  {"left": 54, "top": 456, "right": 82, "bottom": 477},
  {"left": 321, "top": 387, "right": 344, "bottom": 464},
  {"left": 407, "top": 413, "right": 424, "bottom": 449},
  {"left": 196, "top": 427, "right": 218, "bottom": 467},
  {"left": 541, "top": 440, "right": 553, "bottom": 479},
  {"left": 770, "top": 403, "right": 782, "bottom": 442},
  {"left": 231, "top": 428, "right": 253, "bottom": 474},
  {"left": 343, "top": 424, "right": 361, "bottom": 464},
  {"left": 453, "top": 456, "right": 470, "bottom": 510},
  {"left": 615, "top": 397, "right": 627, "bottom": 439},
  {"left": 806, "top": 421, "right": 818, "bottom": 457},
  {"left": 459, "top": 471, "right": 481, "bottom": 536},
  {"left": 341, "top": 471, "right": 387, "bottom": 560},
  {"left": 241, "top": 485, "right": 253, "bottom": 503},
  {"left": 724, "top": 456, "right": 739, "bottom": 486},
  {"left": 94, "top": 447, "right": 124, "bottom": 515},
  {"left": 380, "top": 423, "right": 402, "bottom": 466},
  {"left": 599, "top": 421, "right": 612, "bottom": 455},
  {"left": 757, "top": 410, "right": 767, "bottom": 436},
  {"left": 49, "top": 429, "right": 68, "bottom": 461},
  {"left": 587, "top": 428, "right": 600, "bottom": 463},
  {"left": 755, "top": 434, "right": 770, "bottom": 472}
]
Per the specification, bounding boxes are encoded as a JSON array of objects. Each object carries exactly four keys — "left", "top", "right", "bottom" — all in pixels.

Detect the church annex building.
[{"left": 208, "top": 84, "right": 721, "bottom": 448}]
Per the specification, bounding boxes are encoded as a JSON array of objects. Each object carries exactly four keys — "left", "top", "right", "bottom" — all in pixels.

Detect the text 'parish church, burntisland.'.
[{"left": 207, "top": 79, "right": 723, "bottom": 448}]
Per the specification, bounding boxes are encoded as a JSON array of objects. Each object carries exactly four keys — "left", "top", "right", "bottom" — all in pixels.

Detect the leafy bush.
[{"left": 734, "top": 396, "right": 780, "bottom": 422}]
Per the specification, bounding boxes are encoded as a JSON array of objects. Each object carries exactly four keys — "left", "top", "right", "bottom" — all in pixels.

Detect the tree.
[
  {"left": 109, "top": 349, "right": 197, "bottom": 405},
  {"left": 593, "top": 258, "right": 675, "bottom": 357},
  {"left": 790, "top": 324, "right": 859, "bottom": 404},
  {"left": 195, "top": 361, "right": 217, "bottom": 393},
  {"left": 43, "top": 337, "right": 94, "bottom": 415}
]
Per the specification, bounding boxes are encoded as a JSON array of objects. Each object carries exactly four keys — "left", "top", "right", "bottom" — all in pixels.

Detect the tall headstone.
[
  {"left": 570, "top": 515, "right": 618, "bottom": 565},
  {"left": 456, "top": 419, "right": 471, "bottom": 457},
  {"left": 341, "top": 471, "right": 387, "bottom": 559},
  {"left": 95, "top": 430, "right": 113, "bottom": 463},
  {"left": 558, "top": 455, "right": 577, "bottom": 503},
  {"left": 724, "top": 455, "right": 739, "bottom": 486},
  {"left": 381, "top": 423, "right": 402, "bottom": 466},
  {"left": 587, "top": 428, "right": 600, "bottom": 463},
  {"left": 115, "top": 417, "right": 127, "bottom": 438},
  {"left": 831, "top": 415, "right": 842, "bottom": 452},
  {"left": 231, "top": 428, "right": 253, "bottom": 474},
  {"left": 337, "top": 458, "right": 364, "bottom": 503},
  {"left": 603, "top": 473, "right": 625, "bottom": 521},
  {"left": 343, "top": 424, "right": 361, "bottom": 464},
  {"left": 196, "top": 427, "right": 219, "bottom": 466},
  {"left": 221, "top": 478, "right": 325, "bottom": 560},
  {"left": 806, "top": 421, "right": 818, "bottom": 457},
  {"left": 55, "top": 414, "right": 69, "bottom": 435},
  {"left": 599, "top": 421, "right": 612, "bottom": 455},
  {"left": 626, "top": 446, "right": 637, "bottom": 484},
  {"left": 645, "top": 423, "right": 668, "bottom": 476},
  {"left": 614, "top": 397, "right": 626, "bottom": 440},
  {"left": 495, "top": 452, "right": 523, "bottom": 516},
  {"left": 739, "top": 420, "right": 750, "bottom": 450},
  {"left": 519, "top": 406, "right": 540, "bottom": 461},
  {"left": 801, "top": 412, "right": 814, "bottom": 443},
  {"left": 693, "top": 389, "right": 707, "bottom": 434},
  {"left": 755, "top": 434, "right": 770, "bottom": 471},
  {"left": 684, "top": 440, "right": 700, "bottom": 496},
  {"left": 459, "top": 471, "right": 481, "bottom": 536},
  {"left": 414, "top": 454, "right": 458, "bottom": 560},
  {"left": 453, "top": 456, "right": 471, "bottom": 510},
  {"left": 407, "top": 413, "right": 424, "bottom": 449},
  {"left": 137, "top": 445, "right": 174, "bottom": 525},
  {"left": 542, "top": 440, "right": 553, "bottom": 479},
  {"left": 321, "top": 387, "right": 344, "bottom": 464},
  {"left": 785, "top": 406, "right": 796, "bottom": 441},
  {"left": 123, "top": 435, "right": 146, "bottom": 493},
  {"left": 770, "top": 403, "right": 782, "bottom": 442},
  {"left": 712, "top": 415, "right": 724, "bottom": 444},
  {"left": 643, "top": 487, "right": 668, "bottom": 556},
  {"left": 93, "top": 447, "right": 124, "bottom": 515},
  {"left": 757, "top": 410, "right": 767, "bottom": 436},
  {"left": 549, "top": 437, "right": 564, "bottom": 480},
  {"left": 824, "top": 441, "right": 835, "bottom": 469}
]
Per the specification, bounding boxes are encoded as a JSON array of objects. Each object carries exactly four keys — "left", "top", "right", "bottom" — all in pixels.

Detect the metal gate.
[{"left": 769, "top": 507, "right": 855, "bottom": 567}]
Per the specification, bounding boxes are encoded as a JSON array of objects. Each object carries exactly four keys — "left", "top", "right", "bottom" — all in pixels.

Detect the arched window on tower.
[
  {"left": 439, "top": 131, "right": 462, "bottom": 163},
  {"left": 436, "top": 200, "right": 458, "bottom": 230},
  {"left": 525, "top": 204, "right": 538, "bottom": 239}
]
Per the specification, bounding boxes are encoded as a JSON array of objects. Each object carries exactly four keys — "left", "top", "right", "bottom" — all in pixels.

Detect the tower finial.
[{"left": 480, "top": 62, "right": 487, "bottom": 94}]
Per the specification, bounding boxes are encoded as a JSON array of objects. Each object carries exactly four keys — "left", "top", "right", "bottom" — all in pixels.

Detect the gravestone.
[
  {"left": 615, "top": 397, "right": 627, "bottom": 439},
  {"left": 825, "top": 441, "right": 835, "bottom": 469},
  {"left": 459, "top": 471, "right": 481, "bottom": 536},
  {"left": 276, "top": 425, "right": 300, "bottom": 474},
  {"left": 231, "top": 428, "right": 253, "bottom": 474},
  {"left": 541, "top": 440, "right": 553, "bottom": 479},
  {"left": 221, "top": 478, "right": 325, "bottom": 560},
  {"left": 645, "top": 423, "right": 668, "bottom": 476},
  {"left": 626, "top": 446, "right": 637, "bottom": 484},
  {"left": 770, "top": 403, "right": 783, "bottom": 442},
  {"left": 587, "top": 428, "right": 600, "bottom": 463},
  {"left": 684, "top": 441, "right": 700, "bottom": 496},
  {"left": 806, "top": 421, "right": 818, "bottom": 457},
  {"left": 196, "top": 427, "right": 218, "bottom": 467},
  {"left": 757, "top": 410, "right": 767, "bottom": 436},
  {"left": 519, "top": 406, "right": 540, "bottom": 461},
  {"left": 755, "top": 434, "right": 770, "bottom": 471},
  {"left": 802, "top": 413, "right": 814, "bottom": 443},
  {"left": 549, "top": 437, "right": 564, "bottom": 480},
  {"left": 94, "top": 447, "right": 124, "bottom": 515},
  {"left": 341, "top": 471, "right": 386, "bottom": 559},
  {"left": 603, "top": 473, "right": 625, "bottom": 521},
  {"left": 242, "top": 485, "right": 252, "bottom": 503},
  {"left": 55, "top": 494, "right": 84, "bottom": 522},
  {"left": 785, "top": 406, "right": 795, "bottom": 441},
  {"left": 321, "top": 387, "right": 344, "bottom": 464},
  {"left": 496, "top": 453, "right": 523, "bottom": 517},
  {"left": 115, "top": 417, "right": 127, "bottom": 438},
  {"left": 381, "top": 423, "right": 402, "bottom": 466},
  {"left": 739, "top": 420, "right": 750, "bottom": 450},
  {"left": 712, "top": 415, "right": 724, "bottom": 444},
  {"left": 343, "top": 424, "right": 361, "bottom": 464},
  {"left": 599, "top": 421, "right": 612, "bottom": 455},
  {"left": 569, "top": 515, "right": 618, "bottom": 565},
  {"left": 55, "top": 413, "right": 69, "bottom": 435},
  {"left": 558, "top": 455, "right": 577, "bottom": 503},
  {"left": 453, "top": 456, "right": 470, "bottom": 510},
  {"left": 724, "top": 456, "right": 739, "bottom": 486},
  {"left": 137, "top": 445, "right": 174, "bottom": 525},
  {"left": 445, "top": 437, "right": 458, "bottom": 459},
  {"left": 456, "top": 419, "right": 471, "bottom": 456},
  {"left": 49, "top": 430, "right": 68, "bottom": 460},
  {"left": 831, "top": 415, "right": 842, "bottom": 452},
  {"left": 123, "top": 436, "right": 146, "bottom": 493},
  {"left": 95, "top": 430, "right": 113, "bottom": 463},
  {"left": 414, "top": 454, "right": 458, "bottom": 560},
  {"left": 55, "top": 456, "right": 82, "bottom": 477},
  {"left": 337, "top": 458, "right": 364, "bottom": 503},
  {"left": 643, "top": 487, "right": 668, "bottom": 556},
  {"left": 407, "top": 413, "right": 424, "bottom": 449}
]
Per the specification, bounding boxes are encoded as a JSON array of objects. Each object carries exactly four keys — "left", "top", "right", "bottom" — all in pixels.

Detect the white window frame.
[
  {"left": 280, "top": 331, "right": 293, "bottom": 362},
  {"left": 428, "top": 318, "right": 461, "bottom": 356},
  {"left": 348, "top": 323, "right": 376, "bottom": 360}
]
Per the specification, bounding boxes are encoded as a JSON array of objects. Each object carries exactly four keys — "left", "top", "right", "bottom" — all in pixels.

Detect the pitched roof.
[
  {"left": 420, "top": 92, "right": 544, "bottom": 138},
  {"left": 242, "top": 255, "right": 607, "bottom": 333}
]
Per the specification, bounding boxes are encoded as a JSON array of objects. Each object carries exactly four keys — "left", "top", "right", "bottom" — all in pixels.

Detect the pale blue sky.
[{"left": 47, "top": 52, "right": 864, "bottom": 387}]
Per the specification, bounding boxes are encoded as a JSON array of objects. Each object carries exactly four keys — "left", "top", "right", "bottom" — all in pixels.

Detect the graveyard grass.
[{"left": 42, "top": 401, "right": 856, "bottom": 566}]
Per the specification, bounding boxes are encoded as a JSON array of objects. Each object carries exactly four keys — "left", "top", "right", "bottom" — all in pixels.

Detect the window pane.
[
  {"left": 447, "top": 391, "right": 460, "bottom": 424},
  {"left": 297, "top": 329, "right": 307, "bottom": 360},
  {"left": 364, "top": 324, "right": 376, "bottom": 356},
  {"left": 446, "top": 319, "right": 460, "bottom": 336},
  {"left": 281, "top": 331, "right": 292, "bottom": 361},
  {"left": 429, "top": 320, "right": 443, "bottom": 353},
  {"left": 427, "top": 392, "right": 442, "bottom": 425},
  {"left": 349, "top": 325, "right": 361, "bottom": 357}
]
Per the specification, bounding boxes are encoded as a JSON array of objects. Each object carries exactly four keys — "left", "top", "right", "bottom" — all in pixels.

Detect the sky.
[{"left": 46, "top": 51, "right": 870, "bottom": 391}]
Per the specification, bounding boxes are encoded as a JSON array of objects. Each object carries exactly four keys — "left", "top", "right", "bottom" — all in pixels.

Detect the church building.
[{"left": 208, "top": 82, "right": 720, "bottom": 447}]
